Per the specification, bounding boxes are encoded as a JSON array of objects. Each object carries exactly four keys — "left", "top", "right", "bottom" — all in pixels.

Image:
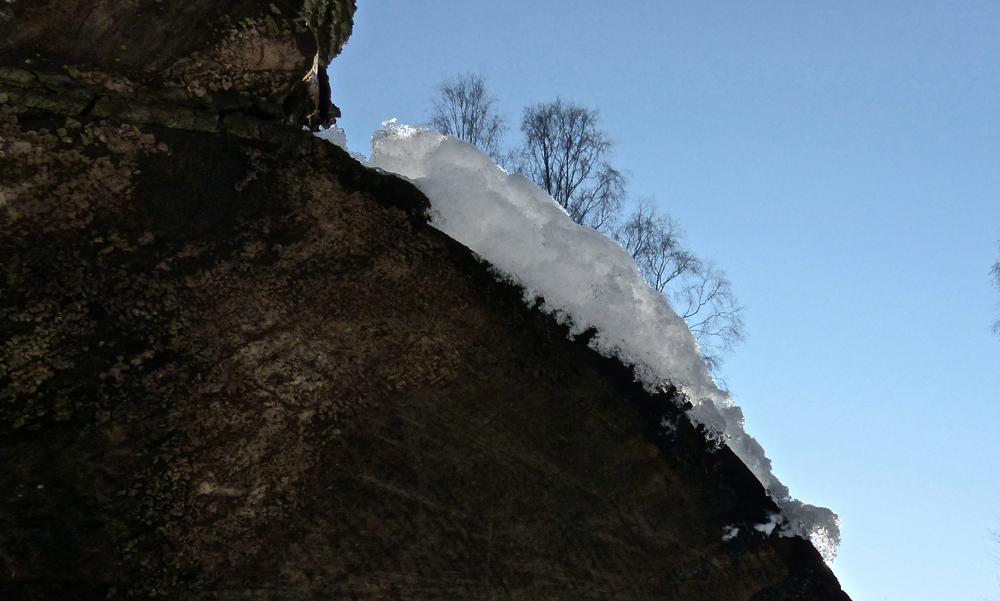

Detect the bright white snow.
[
  {"left": 343, "top": 120, "right": 840, "bottom": 563},
  {"left": 754, "top": 513, "right": 781, "bottom": 536},
  {"left": 310, "top": 125, "right": 368, "bottom": 163},
  {"left": 311, "top": 124, "right": 350, "bottom": 150}
]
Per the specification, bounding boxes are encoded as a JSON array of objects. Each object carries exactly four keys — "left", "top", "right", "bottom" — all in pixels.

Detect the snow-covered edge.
[{"left": 329, "top": 120, "right": 840, "bottom": 564}]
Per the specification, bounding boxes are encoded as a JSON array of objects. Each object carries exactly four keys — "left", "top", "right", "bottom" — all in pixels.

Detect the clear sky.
[{"left": 329, "top": 2, "right": 1000, "bottom": 599}]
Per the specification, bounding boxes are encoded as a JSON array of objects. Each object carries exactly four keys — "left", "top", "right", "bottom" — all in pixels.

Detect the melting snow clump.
[
  {"left": 754, "top": 513, "right": 781, "bottom": 536},
  {"left": 310, "top": 125, "right": 368, "bottom": 163},
  {"left": 721, "top": 526, "right": 739, "bottom": 542},
  {"left": 367, "top": 120, "right": 841, "bottom": 564},
  {"left": 310, "top": 124, "right": 349, "bottom": 149}
]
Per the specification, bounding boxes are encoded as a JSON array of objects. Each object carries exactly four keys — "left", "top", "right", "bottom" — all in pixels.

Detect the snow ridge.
[{"left": 361, "top": 121, "right": 840, "bottom": 564}]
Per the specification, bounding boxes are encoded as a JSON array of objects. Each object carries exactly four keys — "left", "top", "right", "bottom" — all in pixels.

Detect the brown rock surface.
[
  {"left": 0, "top": 2, "right": 851, "bottom": 599},
  {"left": 0, "top": 0, "right": 355, "bottom": 131}
]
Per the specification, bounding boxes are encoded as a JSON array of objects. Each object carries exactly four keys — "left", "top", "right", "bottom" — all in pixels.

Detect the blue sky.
[{"left": 330, "top": 2, "right": 1000, "bottom": 598}]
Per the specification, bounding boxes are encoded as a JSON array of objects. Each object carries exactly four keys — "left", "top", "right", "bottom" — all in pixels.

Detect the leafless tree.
[
  {"left": 614, "top": 198, "right": 746, "bottom": 371},
  {"left": 518, "top": 98, "right": 626, "bottom": 230},
  {"left": 671, "top": 259, "right": 746, "bottom": 372},
  {"left": 429, "top": 72, "right": 508, "bottom": 164},
  {"left": 992, "top": 256, "right": 1000, "bottom": 335},
  {"left": 477, "top": 93, "right": 743, "bottom": 372},
  {"left": 615, "top": 198, "right": 696, "bottom": 291}
]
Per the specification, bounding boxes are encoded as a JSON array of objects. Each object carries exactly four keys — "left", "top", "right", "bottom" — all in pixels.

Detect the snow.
[
  {"left": 754, "top": 513, "right": 781, "bottom": 536},
  {"left": 311, "top": 124, "right": 349, "bottom": 150},
  {"left": 310, "top": 125, "right": 368, "bottom": 163},
  {"left": 339, "top": 120, "right": 840, "bottom": 564}
]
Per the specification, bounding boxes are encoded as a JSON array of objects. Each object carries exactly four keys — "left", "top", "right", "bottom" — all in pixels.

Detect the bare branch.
[
  {"left": 429, "top": 72, "right": 508, "bottom": 164},
  {"left": 613, "top": 199, "right": 746, "bottom": 371},
  {"left": 992, "top": 256, "right": 1000, "bottom": 335},
  {"left": 517, "top": 99, "right": 625, "bottom": 230},
  {"left": 515, "top": 96, "right": 748, "bottom": 373}
]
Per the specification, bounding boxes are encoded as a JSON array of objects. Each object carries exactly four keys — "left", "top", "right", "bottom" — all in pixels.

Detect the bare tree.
[
  {"left": 615, "top": 198, "right": 696, "bottom": 291},
  {"left": 993, "top": 255, "right": 1000, "bottom": 335},
  {"left": 518, "top": 98, "right": 626, "bottom": 230},
  {"left": 614, "top": 198, "right": 746, "bottom": 371},
  {"left": 429, "top": 72, "right": 508, "bottom": 163},
  {"left": 511, "top": 96, "right": 745, "bottom": 371},
  {"left": 671, "top": 260, "right": 746, "bottom": 372}
]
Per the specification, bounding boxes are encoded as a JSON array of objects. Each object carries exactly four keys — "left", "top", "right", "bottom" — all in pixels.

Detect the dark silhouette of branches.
[
  {"left": 516, "top": 99, "right": 744, "bottom": 371},
  {"left": 614, "top": 198, "right": 696, "bottom": 291},
  {"left": 613, "top": 198, "right": 745, "bottom": 371},
  {"left": 429, "top": 72, "right": 508, "bottom": 164},
  {"left": 519, "top": 98, "right": 626, "bottom": 230},
  {"left": 671, "top": 260, "right": 746, "bottom": 372},
  {"left": 992, "top": 255, "right": 1000, "bottom": 335}
]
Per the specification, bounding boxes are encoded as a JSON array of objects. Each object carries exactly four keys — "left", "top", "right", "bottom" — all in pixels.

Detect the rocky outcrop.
[
  {"left": 0, "top": 0, "right": 355, "bottom": 131},
  {"left": 0, "top": 2, "right": 850, "bottom": 599}
]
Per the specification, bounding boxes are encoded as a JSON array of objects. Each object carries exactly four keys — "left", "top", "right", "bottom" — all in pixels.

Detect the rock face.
[
  {"left": 0, "top": 0, "right": 355, "bottom": 131},
  {"left": 0, "top": 2, "right": 850, "bottom": 600}
]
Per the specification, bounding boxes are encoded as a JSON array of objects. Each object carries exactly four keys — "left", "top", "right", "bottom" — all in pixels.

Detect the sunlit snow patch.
[
  {"left": 309, "top": 124, "right": 349, "bottom": 149},
  {"left": 367, "top": 120, "right": 840, "bottom": 564},
  {"left": 310, "top": 125, "right": 368, "bottom": 163},
  {"left": 754, "top": 513, "right": 781, "bottom": 536}
]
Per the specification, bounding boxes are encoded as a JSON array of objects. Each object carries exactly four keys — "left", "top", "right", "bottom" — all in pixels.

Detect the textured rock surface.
[
  {"left": 0, "top": 1, "right": 850, "bottom": 599},
  {"left": 0, "top": 0, "right": 355, "bottom": 130}
]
